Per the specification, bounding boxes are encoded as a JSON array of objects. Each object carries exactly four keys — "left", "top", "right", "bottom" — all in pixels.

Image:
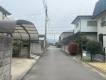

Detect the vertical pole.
[
  {"left": 104, "top": 48, "right": 106, "bottom": 62},
  {"left": 43, "top": 0, "right": 48, "bottom": 52},
  {"left": 21, "top": 25, "right": 31, "bottom": 58},
  {"left": 44, "top": 16, "right": 47, "bottom": 52},
  {"left": 28, "top": 38, "right": 31, "bottom": 58}
]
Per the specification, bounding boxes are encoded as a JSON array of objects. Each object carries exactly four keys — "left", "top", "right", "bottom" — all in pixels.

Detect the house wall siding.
[
  {"left": 73, "top": 18, "right": 97, "bottom": 41},
  {"left": 81, "top": 19, "right": 97, "bottom": 32},
  {"left": 96, "top": 14, "right": 106, "bottom": 47},
  {"left": 74, "top": 18, "right": 97, "bottom": 33},
  {"left": 74, "top": 20, "right": 81, "bottom": 33},
  {"left": 0, "top": 12, "right": 3, "bottom": 20}
]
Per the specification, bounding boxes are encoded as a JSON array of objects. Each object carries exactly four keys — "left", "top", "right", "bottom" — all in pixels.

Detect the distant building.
[
  {"left": 59, "top": 31, "right": 74, "bottom": 53},
  {"left": 93, "top": 0, "right": 106, "bottom": 48},
  {"left": 0, "top": 6, "right": 11, "bottom": 20},
  {"left": 72, "top": 16, "right": 97, "bottom": 41},
  {"left": 59, "top": 31, "right": 74, "bottom": 43}
]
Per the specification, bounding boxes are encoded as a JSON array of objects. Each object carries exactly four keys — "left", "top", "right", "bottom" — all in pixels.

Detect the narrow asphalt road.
[{"left": 23, "top": 46, "right": 106, "bottom": 80}]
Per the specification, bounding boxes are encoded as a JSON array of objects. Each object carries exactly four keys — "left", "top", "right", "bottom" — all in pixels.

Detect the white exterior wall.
[
  {"left": 74, "top": 19, "right": 97, "bottom": 33},
  {"left": 73, "top": 18, "right": 97, "bottom": 41},
  {"left": 74, "top": 21, "right": 81, "bottom": 33},
  {"left": 80, "top": 19, "right": 97, "bottom": 32}
]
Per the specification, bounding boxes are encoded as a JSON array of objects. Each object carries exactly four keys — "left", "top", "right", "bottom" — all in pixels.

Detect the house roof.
[
  {"left": 60, "top": 31, "right": 73, "bottom": 36},
  {"left": 71, "top": 15, "right": 92, "bottom": 24},
  {"left": 61, "top": 31, "right": 73, "bottom": 34},
  {"left": 63, "top": 35, "right": 74, "bottom": 45},
  {"left": 0, "top": 6, "right": 11, "bottom": 15},
  {"left": 93, "top": 0, "right": 106, "bottom": 18}
]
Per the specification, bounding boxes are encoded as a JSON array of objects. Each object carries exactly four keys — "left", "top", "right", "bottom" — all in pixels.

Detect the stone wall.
[{"left": 0, "top": 36, "right": 12, "bottom": 80}]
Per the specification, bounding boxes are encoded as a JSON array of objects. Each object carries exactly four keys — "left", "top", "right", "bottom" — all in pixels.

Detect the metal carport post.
[{"left": 20, "top": 25, "right": 31, "bottom": 58}]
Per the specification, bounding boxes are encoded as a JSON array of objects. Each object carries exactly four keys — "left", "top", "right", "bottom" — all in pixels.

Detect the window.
[
  {"left": 101, "top": 16, "right": 106, "bottom": 26},
  {"left": 87, "top": 21, "right": 97, "bottom": 26}
]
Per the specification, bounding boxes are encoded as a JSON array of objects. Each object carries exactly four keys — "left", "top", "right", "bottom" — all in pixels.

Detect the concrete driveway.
[{"left": 23, "top": 46, "right": 106, "bottom": 80}]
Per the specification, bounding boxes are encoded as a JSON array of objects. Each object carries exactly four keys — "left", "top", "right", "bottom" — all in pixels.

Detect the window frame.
[{"left": 87, "top": 20, "right": 97, "bottom": 27}]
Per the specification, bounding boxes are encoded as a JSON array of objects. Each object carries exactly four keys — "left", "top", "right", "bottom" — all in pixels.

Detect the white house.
[
  {"left": 93, "top": 0, "right": 106, "bottom": 48},
  {"left": 0, "top": 6, "right": 11, "bottom": 20},
  {"left": 72, "top": 16, "right": 97, "bottom": 41}
]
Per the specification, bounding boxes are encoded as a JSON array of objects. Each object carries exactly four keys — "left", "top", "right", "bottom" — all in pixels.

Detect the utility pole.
[{"left": 42, "top": 0, "right": 48, "bottom": 50}]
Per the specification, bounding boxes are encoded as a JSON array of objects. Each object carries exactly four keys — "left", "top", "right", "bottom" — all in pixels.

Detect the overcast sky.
[{"left": 0, "top": 0, "right": 98, "bottom": 41}]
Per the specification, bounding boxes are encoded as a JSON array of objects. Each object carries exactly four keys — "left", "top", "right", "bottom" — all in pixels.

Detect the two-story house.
[
  {"left": 93, "top": 0, "right": 106, "bottom": 48},
  {"left": 0, "top": 6, "right": 11, "bottom": 20},
  {"left": 72, "top": 16, "right": 97, "bottom": 41}
]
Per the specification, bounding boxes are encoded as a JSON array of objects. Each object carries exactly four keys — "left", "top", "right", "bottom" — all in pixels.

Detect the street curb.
[
  {"left": 15, "top": 57, "right": 40, "bottom": 80},
  {"left": 73, "top": 57, "right": 106, "bottom": 78},
  {"left": 88, "top": 63, "right": 106, "bottom": 75}
]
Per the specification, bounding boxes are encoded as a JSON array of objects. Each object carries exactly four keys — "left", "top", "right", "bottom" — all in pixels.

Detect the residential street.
[{"left": 23, "top": 46, "right": 106, "bottom": 80}]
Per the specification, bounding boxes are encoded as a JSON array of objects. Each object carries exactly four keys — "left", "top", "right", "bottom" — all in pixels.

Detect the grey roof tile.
[{"left": 93, "top": 0, "right": 106, "bottom": 17}]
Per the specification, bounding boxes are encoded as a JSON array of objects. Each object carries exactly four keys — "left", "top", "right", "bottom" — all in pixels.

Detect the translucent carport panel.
[
  {"left": 22, "top": 24, "right": 39, "bottom": 40},
  {"left": 13, "top": 26, "right": 29, "bottom": 40}
]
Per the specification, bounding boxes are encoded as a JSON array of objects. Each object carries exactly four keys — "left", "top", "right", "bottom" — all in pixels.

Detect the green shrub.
[
  {"left": 12, "top": 40, "right": 22, "bottom": 57},
  {"left": 86, "top": 41, "right": 104, "bottom": 55}
]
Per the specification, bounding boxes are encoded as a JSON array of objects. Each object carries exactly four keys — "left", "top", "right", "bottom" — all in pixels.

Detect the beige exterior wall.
[
  {"left": 103, "top": 36, "right": 106, "bottom": 48},
  {"left": 97, "top": 16, "right": 106, "bottom": 35},
  {"left": 96, "top": 14, "right": 106, "bottom": 47},
  {"left": 0, "top": 12, "right": 3, "bottom": 20}
]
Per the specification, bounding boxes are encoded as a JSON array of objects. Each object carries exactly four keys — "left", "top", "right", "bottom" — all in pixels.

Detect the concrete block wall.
[
  {"left": 30, "top": 43, "right": 43, "bottom": 56},
  {"left": 61, "top": 45, "right": 69, "bottom": 54}
]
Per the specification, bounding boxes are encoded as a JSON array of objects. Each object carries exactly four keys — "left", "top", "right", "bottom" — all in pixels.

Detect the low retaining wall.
[{"left": 61, "top": 45, "right": 69, "bottom": 54}]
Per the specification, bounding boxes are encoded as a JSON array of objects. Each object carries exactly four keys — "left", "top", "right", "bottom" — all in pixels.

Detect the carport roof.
[{"left": 0, "top": 20, "right": 39, "bottom": 40}]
